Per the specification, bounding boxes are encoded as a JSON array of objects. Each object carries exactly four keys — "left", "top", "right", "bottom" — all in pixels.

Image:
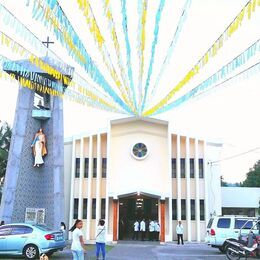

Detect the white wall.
[
  {"left": 206, "top": 142, "right": 222, "bottom": 216},
  {"left": 108, "top": 119, "right": 170, "bottom": 198},
  {"left": 221, "top": 187, "right": 260, "bottom": 208},
  {"left": 64, "top": 139, "right": 72, "bottom": 233}
]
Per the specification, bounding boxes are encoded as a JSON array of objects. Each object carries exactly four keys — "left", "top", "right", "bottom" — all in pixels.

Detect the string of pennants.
[
  {"left": 0, "top": 54, "right": 123, "bottom": 113},
  {"left": 0, "top": 4, "right": 125, "bottom": 114},
  {"left": 0, "top": 0, "right": 259, "bottom": 116},
  {"left": 153, "top": 39, "right": 260, "bottom": 115},
  {"left": 143, "top": 0, "right": 260, "bottom": 116}
]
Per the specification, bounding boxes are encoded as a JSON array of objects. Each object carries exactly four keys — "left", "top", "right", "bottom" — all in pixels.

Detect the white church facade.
[{"left": 63, "top": 117, "right": 223, "bottom": 242}]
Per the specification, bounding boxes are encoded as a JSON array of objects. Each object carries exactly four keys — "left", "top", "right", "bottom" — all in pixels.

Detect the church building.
[{"left": 63, "top": 117, "right": 222, "bottom": 242}]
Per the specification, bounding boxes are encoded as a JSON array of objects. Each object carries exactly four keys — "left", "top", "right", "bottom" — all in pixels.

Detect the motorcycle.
[
  {"left": 225, "top": 219, "right": 260, "bottom": 259},
  {"left": 225, "top": 236, "right": 259, "bottom": 259}
]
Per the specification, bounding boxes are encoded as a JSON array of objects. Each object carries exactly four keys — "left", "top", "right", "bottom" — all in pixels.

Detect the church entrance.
[{"left": 118, "top": 195, "right": 158, "bottom": 240}]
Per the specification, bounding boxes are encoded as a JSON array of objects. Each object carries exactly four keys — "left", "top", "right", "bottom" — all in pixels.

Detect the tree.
[
  {"left": 220, "top": 175, "right": 228, "bottom": 187},
  {"left": 241, "top": 160, "right": 260, "bottom": 187},
  {"left": 0, "top": 120, "right": 12, "bottom": 179}
]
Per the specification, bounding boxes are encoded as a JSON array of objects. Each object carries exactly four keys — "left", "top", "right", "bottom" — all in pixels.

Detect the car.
[
  {"left": 0, "top": 223, "right": 66, "bottom": 259},
  {"left": 205, "top": 216, "right": 259, "bottom": 253}
]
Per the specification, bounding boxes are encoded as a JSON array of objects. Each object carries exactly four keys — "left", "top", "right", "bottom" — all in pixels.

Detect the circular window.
[{"left": 132, "top": 143, "right": 148, "bottom": 160}]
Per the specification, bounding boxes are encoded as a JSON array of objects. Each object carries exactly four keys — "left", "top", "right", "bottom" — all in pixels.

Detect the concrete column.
[
  {"left": 69, "top": 138, "right": 76, "bottom": 240},
  {"left": 113, "top": 199, "right": 118, "bottom": 241},
  {"left": 195, "top": 138, "right": 201, "bottom": 241},
  {"left": 185, "top": 137, "right": 191, "bottom": 241},
  {"left": 96, "top": 134, "right": 101, "bottom": 225},
  {"left": 176, "top": 135, "right": 181, "bottom": 221},
  {"left": 86, "top": 136, "right": 93, "bottom": 240},
  {"left": 168, "top": 131, "right": 173, "bottom": 241},
  {"left": 160, "top": 200, "right": 166, "bottom": 243},
  {"left": 203, "top": 141, "right": 209, "bottom": 227},
  {"left": 105, "top": 130, "right": 111, "bottom": 236},
  {"left": 78, "top": 137, "right": 84, "bottom": 219}
]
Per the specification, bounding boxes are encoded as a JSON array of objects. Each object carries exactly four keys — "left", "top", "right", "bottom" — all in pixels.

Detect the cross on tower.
[{"left": 42, "top": 36, "right": 54, "bottom": 48}]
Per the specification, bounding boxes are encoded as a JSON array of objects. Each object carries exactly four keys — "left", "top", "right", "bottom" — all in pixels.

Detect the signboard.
[{"left": 25, "top": 208, "right": 45, "bottom": 224}]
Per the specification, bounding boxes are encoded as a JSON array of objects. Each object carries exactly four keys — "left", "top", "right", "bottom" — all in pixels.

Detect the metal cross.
[{"left": 42, "top": 36, "right": 54, "bottom": 48}]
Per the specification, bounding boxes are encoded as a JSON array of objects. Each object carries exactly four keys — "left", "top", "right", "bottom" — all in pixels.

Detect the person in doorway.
[
  {"left": 140, "top": 219, "right": 146, "bottom": 241},
  {"left": 176, "top": 220, "right": 184, "bottom": 245},
  {"left": 119, "top": 218, "right": 125, "bottom": 240},
  {"left": 31, "top": 128, "right": 47, "bottom": 167},
  {"left": 95, "top": 219, "right": 106, "bottom": 260},
  {"left": 149, "top": 219, "right": 155, "bottom": 241},
  {"left": 69, "top": 219, "right": 85, "bottom": 260},
  {"left": 132, "top": 220, "right": 139, "bottom": 240},
  {"left": 154, "top": 220, "right": 160, "bottom": 241}
]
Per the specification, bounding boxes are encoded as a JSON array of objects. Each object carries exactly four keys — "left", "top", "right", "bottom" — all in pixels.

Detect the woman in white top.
[
  {"left": 69, "top": 219, "right": 85, "bottom": 260},
  {"left": 96, "top": 219, "right": 106, "bottom": 260}
]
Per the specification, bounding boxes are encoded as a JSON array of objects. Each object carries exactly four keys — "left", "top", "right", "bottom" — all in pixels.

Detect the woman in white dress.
[{"left": 31, "top": 128, "right": 47, "bottom": 167}]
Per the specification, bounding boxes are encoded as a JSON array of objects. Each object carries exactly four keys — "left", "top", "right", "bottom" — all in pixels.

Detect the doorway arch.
[{"left": 118, "top": 192, "right": 160, "bottom": 241}]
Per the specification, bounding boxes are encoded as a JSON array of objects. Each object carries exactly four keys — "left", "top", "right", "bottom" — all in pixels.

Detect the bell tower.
[{"left": 0, "top": 55, "right": 74, "bottom": 229}]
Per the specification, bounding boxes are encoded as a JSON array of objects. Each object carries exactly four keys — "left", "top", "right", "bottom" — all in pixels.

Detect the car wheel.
[{"left": 23, "top": 244, "right": 39, "bottom": 259}]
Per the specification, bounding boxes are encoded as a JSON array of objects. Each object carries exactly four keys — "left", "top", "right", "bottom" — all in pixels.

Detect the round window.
[{"left": 132, "top": 143, "right": 148, "bottom": 160}]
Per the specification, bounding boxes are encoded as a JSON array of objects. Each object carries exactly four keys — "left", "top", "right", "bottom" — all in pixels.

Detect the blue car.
[{"left": 0, "top": 223, "right": 66, "bottom": 259}]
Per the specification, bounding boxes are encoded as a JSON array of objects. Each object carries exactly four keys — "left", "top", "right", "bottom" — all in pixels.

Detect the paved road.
[{"left": 0, "top": 243, "right": 226, "bottom": 260}]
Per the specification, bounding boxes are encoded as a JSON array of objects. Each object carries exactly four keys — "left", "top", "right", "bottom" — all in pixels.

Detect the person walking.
[
  {"left": 149, "top": 219, "right": 155, "bottom": 241},
  {"left": 69, "top": 219, "right": 85, "bottom": 260},
  {"left": 132, "top": 220, "right": 139, "bottom": 240},
  {"left": 96, "top": 219, "right": 106, "bottom": 260},
  {"left": 176, "top": 220, "right": 184, "bottom": 245},
  {"left": 140, "top": 219, "right": 146, "bottom": 241}
]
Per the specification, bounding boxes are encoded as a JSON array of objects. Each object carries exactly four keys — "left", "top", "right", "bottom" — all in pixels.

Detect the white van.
[{"left": 206, "top": 216, "right": 258, "bottom": 252}]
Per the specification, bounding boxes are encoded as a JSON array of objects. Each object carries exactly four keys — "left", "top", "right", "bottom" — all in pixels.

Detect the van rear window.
[
  {"left": 235, "top": 219, "right": 253, "bottom": 229},
  {"left": 207, "top": 218, "right": 214, "bottom": 228},
  {"left": 217, "top": 218, "right": 231, "bottom": 228}
]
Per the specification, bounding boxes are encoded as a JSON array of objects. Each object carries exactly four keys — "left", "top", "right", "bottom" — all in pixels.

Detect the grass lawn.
[
  {"left": 83, "top": 244, "right": 114, "bottom": 252},
  {"left": 82, "top": 244, "right": 114, "bottom": 259}
]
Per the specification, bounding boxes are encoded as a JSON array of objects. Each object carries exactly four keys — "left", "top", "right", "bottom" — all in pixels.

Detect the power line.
[{"left": 209, "top": 147, "right": 260, "bottom": 165}]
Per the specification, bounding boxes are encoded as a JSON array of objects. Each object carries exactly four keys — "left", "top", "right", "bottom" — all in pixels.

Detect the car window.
[
  {"left": 235, "top": 219, "right": 253, "bottom": 229},
  {"left": 207, "top": 218, "right": 214, "bottom": 228},
  {"left": 34, "top": 224, "right": 52, "bottom": 231},
  {"left": 11, "top": 226, "right": 33, "bottom": 235},
  {"left": 217, "top": 218, "right": 231, "bottom": 228},
  {"left": 0, "top": 227, "right": 12, "bottom": 236}
]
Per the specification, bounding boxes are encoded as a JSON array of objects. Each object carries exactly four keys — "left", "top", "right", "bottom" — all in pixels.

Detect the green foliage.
[
  {"left": 0, "top": 121, "right": 12, "bottom": 179},
  {"left": 241, "top": 160, "right": 260, "bottom": 187},
  {"left": 220, "top": 175, "right": 228, "bottom": 187}
]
